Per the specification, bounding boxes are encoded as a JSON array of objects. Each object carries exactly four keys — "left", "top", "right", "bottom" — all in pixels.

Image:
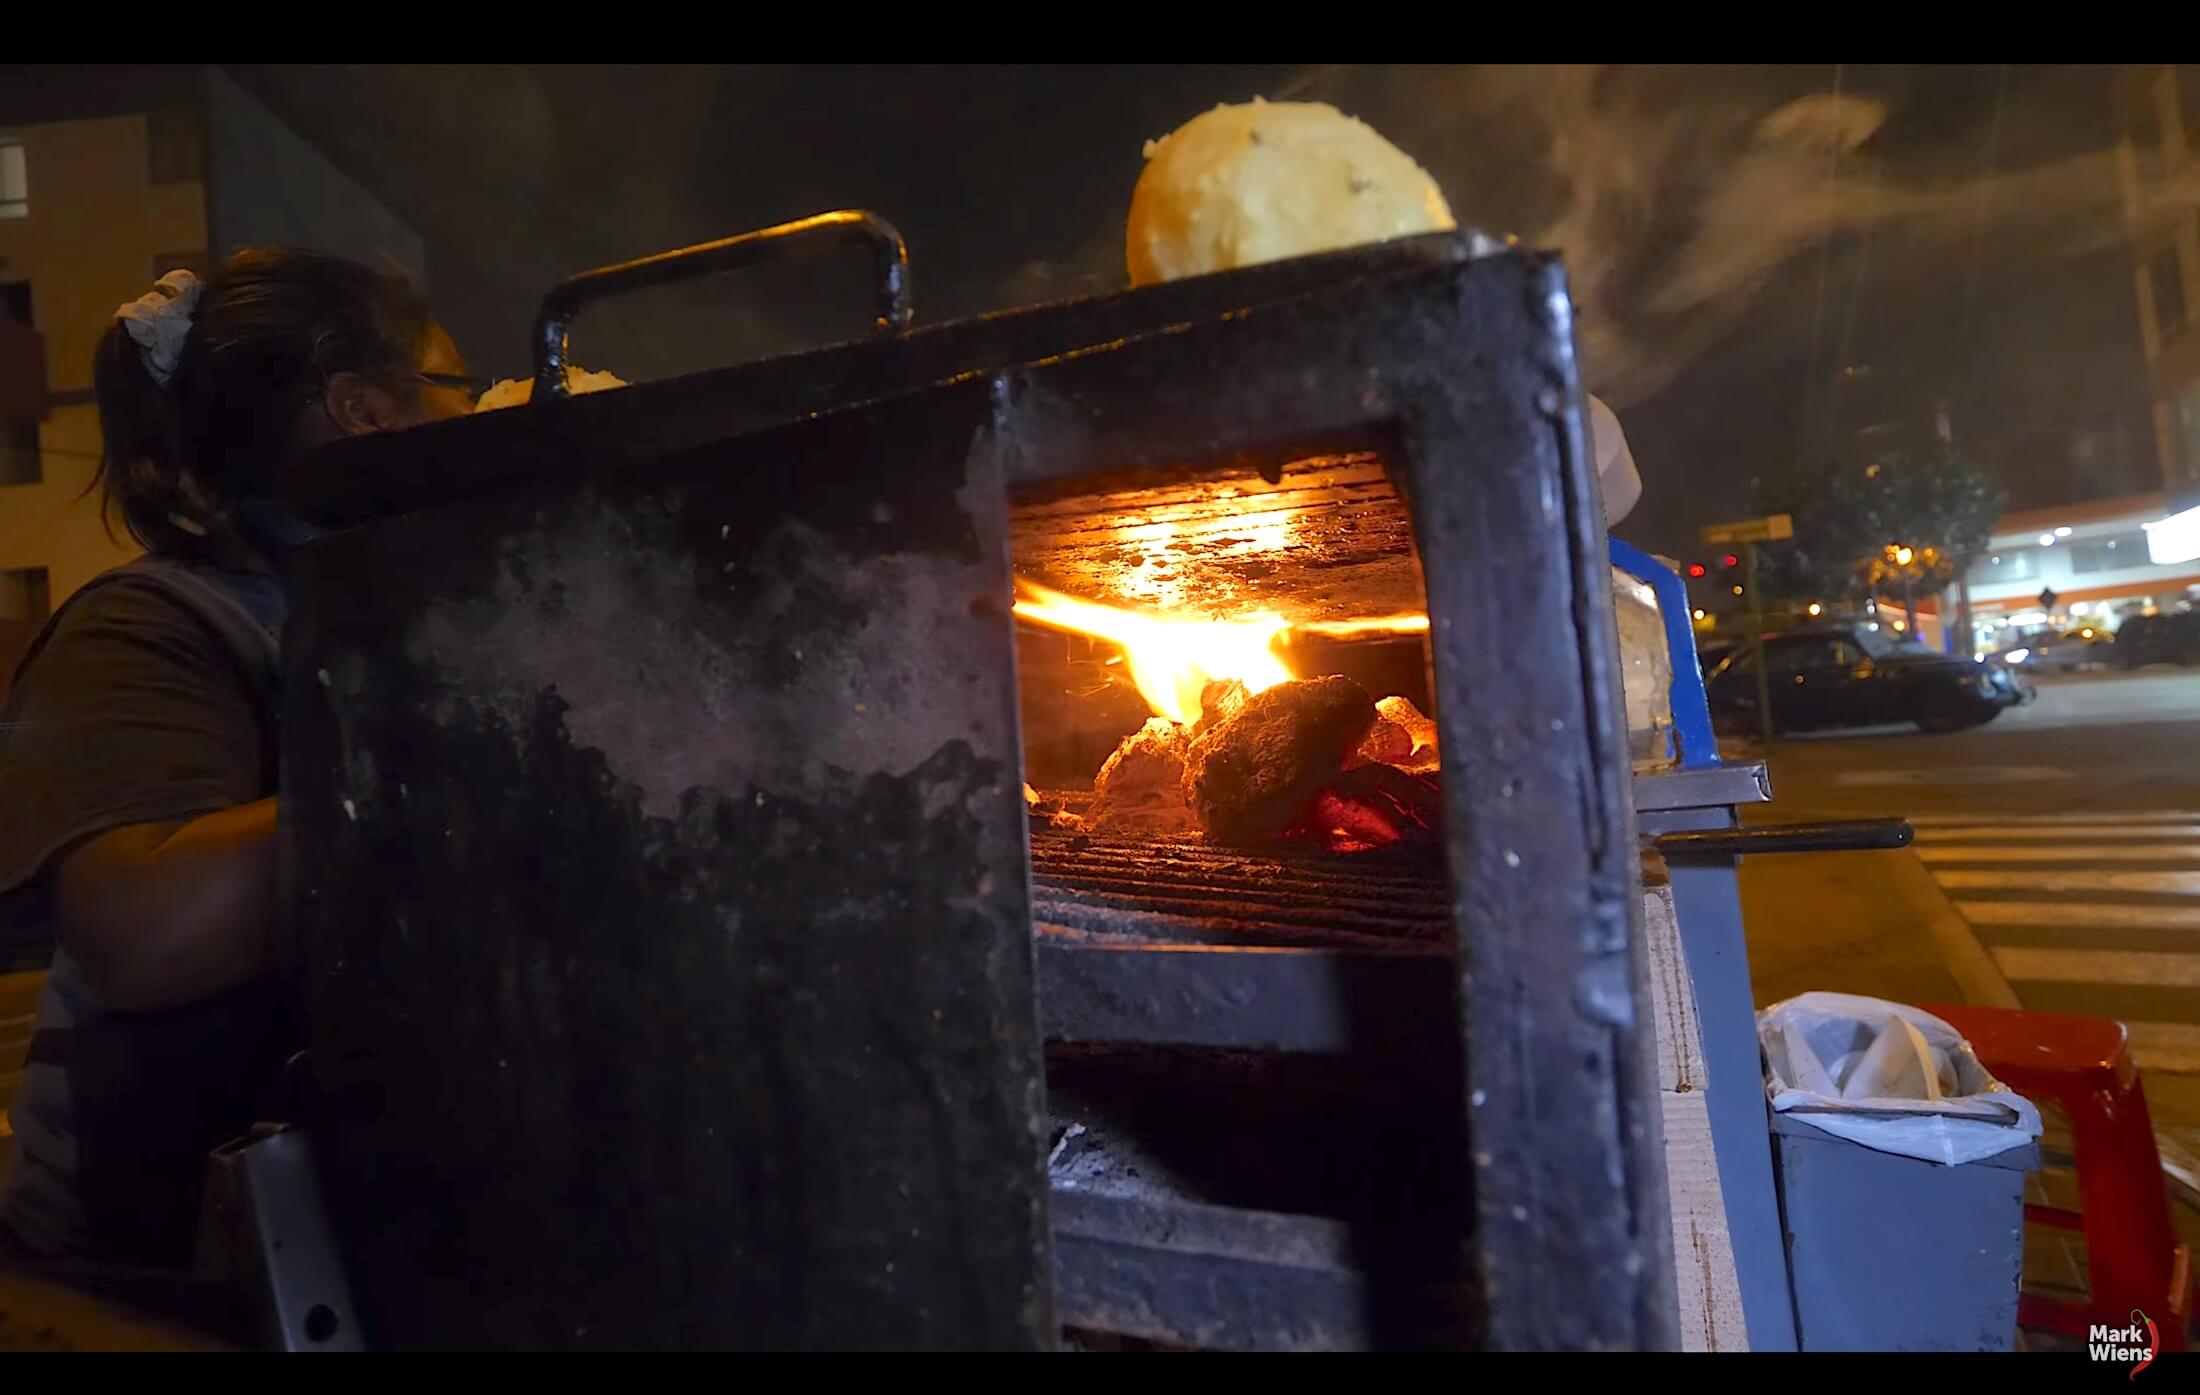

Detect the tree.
[{"left": 1751, "top": 450, "right": 2005, "bottom": 610}]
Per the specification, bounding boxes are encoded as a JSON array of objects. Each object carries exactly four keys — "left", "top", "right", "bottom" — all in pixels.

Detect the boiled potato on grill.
[{"left": 1125, "top": 99, "right": 1456, "bottom": 287}]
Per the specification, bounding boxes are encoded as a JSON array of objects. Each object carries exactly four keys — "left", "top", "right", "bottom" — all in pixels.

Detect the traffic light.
[
  {"left": 1721, "top": 553, "right": 1740, "bottom": 569},
  {"left": 1686, "top": 563, "right": 1707, "bottom": 578}
]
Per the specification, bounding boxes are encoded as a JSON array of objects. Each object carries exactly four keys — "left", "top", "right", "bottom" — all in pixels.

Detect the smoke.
[
  {"left": 1276, "top": 65, "right": 2150, "bottom": 408},
  {"left": 239, "top": 63, "right": 2155, "bottom": 423},
  {"left": 1001, "top": 235, "right": 1125, "bottom": 309}
]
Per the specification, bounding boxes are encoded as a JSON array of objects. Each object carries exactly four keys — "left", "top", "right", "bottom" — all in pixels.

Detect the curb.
[
  {"left": 1878, "top": 851, "right": 2200, "bottom": 1222},
  {"left": 1877, "top": 847, "right": 2020, "bottom": 1009}
]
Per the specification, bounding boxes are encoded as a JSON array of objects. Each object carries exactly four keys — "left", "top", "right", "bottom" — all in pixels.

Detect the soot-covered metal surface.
[
  {"left": 283, "top": 385, "right": 1052, "bottom": 1350},
  {"left": 280, "top": 234, "right": 1672, "bottom": 1352}
]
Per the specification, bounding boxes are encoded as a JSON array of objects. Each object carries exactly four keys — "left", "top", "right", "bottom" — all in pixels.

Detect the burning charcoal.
[
  {"left": 1354, "top": 714, "right": 1414, "bottom": 768},
  {"left": 1181, "top": 675, "right": 1377, "bottom": 844},
  {"left": 1193, "top": 678, "right": 1251, "bottom": 736},
  {"left": 1086, "top": 718, "right": 1197, "bottom": 836},
  {"left": 1285, "top": 763, "right": 1443, "bottom": 852},
  {"left": 1353, "top": 694, "right": 1440, "bottom": 775},
  {"left": 1025, "top": 782, "right": 1082, "bottom": 830}
]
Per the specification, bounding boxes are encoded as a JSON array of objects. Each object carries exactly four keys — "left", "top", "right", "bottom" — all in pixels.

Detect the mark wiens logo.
[{"left": 2089, "top": 1310, "right": 2158, "bottom": 1379}]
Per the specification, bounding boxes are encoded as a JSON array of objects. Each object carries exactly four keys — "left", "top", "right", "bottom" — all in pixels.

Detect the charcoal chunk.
[
  {"left": 1181, "top": 676, "right": 1377, "bottom": 844},
  {"left": 1087, "top": 718, "right": 1197, "bottom": 835}
]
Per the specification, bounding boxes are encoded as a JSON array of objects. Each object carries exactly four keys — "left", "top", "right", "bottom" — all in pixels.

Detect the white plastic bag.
[{"left": 1758, "top": 992, "right": 2041, "bottom": 1166}]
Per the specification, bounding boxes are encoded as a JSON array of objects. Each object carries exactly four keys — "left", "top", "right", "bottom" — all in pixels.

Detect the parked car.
[
  {"left": 1989, "top": 628, "right": 2114, "bottom": 674},
  {"left": 2112, "top": 611, "right": 2200, "bottom": 669},
  {"left": 1706, "top": 624, "right": 2030, "bottom": 734}
]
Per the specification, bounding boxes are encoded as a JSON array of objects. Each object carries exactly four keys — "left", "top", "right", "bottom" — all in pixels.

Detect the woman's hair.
[{"left": 93, "top": 247, "right": 433, "bottom": 555}]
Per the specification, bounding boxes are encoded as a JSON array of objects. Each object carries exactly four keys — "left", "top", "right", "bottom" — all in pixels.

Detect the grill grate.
[{"left": 1028, "top": 817, "right": 1450, "bottom": 949}]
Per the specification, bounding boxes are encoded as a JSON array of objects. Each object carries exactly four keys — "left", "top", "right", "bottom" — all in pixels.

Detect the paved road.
[
  {"left": 1751, "top": 667, "right": 2200, "bottom": 818},
  {"left": 1741, "top": 667, "right": 2200, "bottom": 1212}
]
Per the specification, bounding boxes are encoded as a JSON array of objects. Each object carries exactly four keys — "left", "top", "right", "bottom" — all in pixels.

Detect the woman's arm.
[
  {"left": 53, "top": 797, "right": 278, "bottom": 1012},
  {"left": 0, "top": 577, "right": 278, "bottom": 1013}
]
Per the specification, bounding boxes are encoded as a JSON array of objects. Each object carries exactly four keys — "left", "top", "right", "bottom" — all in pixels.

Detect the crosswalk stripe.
[
  {"left": 1936, "top": 868, "right": 2200, "bottom": 895},
  {"left": 1909, "top": 818, "right": 2200, "bottom": 1076},
  {"left": 2128, "top": 1021, "right": 2200, "bottom": 1074},
  {"left": 1918, "top": 844, "right": 2200, "bottom": 865},
  {"left": 1914, "top": 825, "right": 2200, "bottom": 843},
  {"left": 1992, "top": 946, "right": 2200, "bottom": 987},
  {"left": 1956, "top": 900, "right": 2200, "bottom": 930}
]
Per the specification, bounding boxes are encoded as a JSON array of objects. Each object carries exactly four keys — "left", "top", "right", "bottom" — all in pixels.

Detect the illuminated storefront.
[{"left": 1965, "top": 493, "right": 2200, "bottom": 651}]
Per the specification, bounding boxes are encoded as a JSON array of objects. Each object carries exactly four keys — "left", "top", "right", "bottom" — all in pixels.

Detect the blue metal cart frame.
[{"left": 1612, "top": 538, "right": 1798, "bottom": 1352}]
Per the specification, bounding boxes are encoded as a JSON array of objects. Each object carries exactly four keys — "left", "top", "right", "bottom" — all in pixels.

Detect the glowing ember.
[{"left": 1013, "top": 579, "right": 1293, "bottom": 725}]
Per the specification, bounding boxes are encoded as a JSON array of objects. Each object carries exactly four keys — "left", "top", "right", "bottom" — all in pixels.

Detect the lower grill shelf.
[
  {"left": 1051, "top": 1190, "right": 1474, "bottom": 1351},
  {"left": 1037, "top": 939, "right": 1450, "bottom": 1052},
  {"left": 1029, "top": 826, "right": 1474, "bottom": 1347},
  {"left": 1043, "top": 1045, "right": 1475, "bottom": 1349},
  {"left": 1029, "top": 823, "right": 1456, "bottom": 1052}
]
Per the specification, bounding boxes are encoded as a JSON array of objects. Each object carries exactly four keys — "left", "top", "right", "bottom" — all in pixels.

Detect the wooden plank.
[
  {"left": 1642, "top": 854, "right": 1746, "bottom": 1351},
  {"left": 1662, "top": 1091, "right": 1748, "bottom": 1351},
  {"left": 1643, "top": 865, "right": 1707, "bottom": 1093}
]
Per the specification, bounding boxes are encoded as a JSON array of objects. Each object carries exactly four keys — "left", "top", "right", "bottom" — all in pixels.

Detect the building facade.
[
  {"left": 1963, "top": 492, "right": 2200, "bottom": 644},
  {"left": 2115, "top": 64, "right": 2200, "bottom": 500},
  {"left": 0, "top": 67, "right": 422, "bottom": 687}
]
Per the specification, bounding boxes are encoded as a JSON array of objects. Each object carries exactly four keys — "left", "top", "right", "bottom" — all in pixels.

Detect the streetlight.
[
  {"left": 1806, "top": 601, "right": 1823, "bottom": 617},
  {"left": 1884, "top": 543, "right": 1924, "bottom": 638}
]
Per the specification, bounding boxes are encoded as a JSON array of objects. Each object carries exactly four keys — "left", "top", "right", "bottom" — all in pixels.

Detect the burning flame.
[
  {"left": 1014, "top": 579, "right": 1292, "bottom": 725},
  {"left": 1294, "top": 614, "right": 1432, "bottom": 638},
  {"left": 1011, "top": 579, "right": 1430, "bottom": 726}
]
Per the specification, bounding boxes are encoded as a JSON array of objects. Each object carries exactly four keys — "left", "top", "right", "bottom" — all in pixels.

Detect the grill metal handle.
[
  {"left": 530, "top": 209, "right": 913, "bottom": 401},
  {"left": 1654, "top": 818, "right": 1913, "bottom": 857}
]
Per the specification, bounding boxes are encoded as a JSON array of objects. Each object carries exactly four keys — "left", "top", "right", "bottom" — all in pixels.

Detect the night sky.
[{"left": 230, "top": 64, "right": 2155, "bottom": 560}]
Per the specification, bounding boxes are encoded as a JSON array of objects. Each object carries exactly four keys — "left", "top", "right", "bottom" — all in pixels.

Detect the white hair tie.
[{"left": 115, "top": 269, "right": 203, "bottom": 387}]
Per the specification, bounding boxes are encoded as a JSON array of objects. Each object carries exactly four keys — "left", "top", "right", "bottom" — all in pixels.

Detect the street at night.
[
  {"left": 1740, "top": 670, "right": 2200, "bottom": 1207},
  {"left": 1, "top": 63, "right": 2196, "bottom": 1356}
]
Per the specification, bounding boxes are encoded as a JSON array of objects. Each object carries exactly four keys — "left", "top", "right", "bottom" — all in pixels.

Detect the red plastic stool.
[{"left": 1925, "top": 1002, "right": 2191, "bottom": 1349}]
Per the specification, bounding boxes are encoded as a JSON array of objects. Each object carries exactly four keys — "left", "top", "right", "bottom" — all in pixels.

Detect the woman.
[{"left": 0, "top": 248, "right": 480, "bottom": 1269}]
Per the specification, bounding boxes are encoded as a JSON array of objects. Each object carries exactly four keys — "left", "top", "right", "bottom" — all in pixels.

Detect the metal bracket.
[
  {"left": 1654, "top": 818, "right": 1913, "bottom": 858},
  {"left": 195, "top": 1127, "right": 363, "bottom": 1351}
]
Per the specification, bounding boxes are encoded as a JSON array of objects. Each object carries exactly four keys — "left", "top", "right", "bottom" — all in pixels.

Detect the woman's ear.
[{"left": 320, "top": 370, "right": 404, "bottom": 437}]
